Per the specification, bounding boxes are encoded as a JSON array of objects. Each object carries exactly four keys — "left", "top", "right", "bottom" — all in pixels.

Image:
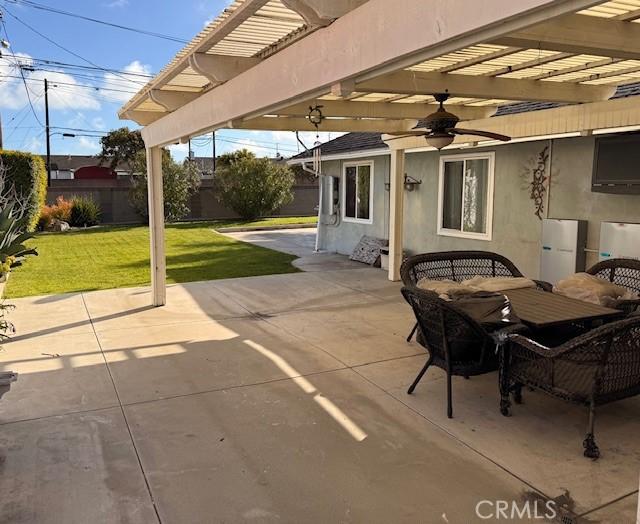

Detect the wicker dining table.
[{"left": 500, "top": 287, "right": 625, "bottom": 330}]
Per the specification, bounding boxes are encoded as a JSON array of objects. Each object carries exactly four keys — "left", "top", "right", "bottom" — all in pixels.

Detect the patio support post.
[
  {"left": 146, "top": 146, "right": 166, "bottom": 306},
  {"left": 388, "top": 148, "right": 405, "bottom": 281}
]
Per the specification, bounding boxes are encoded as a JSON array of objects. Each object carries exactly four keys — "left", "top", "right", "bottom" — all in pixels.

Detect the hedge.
[{"left": 0, "top": 150, "right": 47, "bottom": 231}]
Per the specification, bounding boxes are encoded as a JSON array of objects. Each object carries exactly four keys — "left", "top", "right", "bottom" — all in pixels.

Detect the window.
[
  {"left": 438, "top": 153, "right": 494, "bottom": 240},
  {"left": 343, "top": 161, "right": 373, "bottom": 223}
]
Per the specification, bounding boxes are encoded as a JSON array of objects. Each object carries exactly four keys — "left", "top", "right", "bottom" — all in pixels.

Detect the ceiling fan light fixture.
[{"left": 426, "top": 134, "right": 454, "bottom": 150}]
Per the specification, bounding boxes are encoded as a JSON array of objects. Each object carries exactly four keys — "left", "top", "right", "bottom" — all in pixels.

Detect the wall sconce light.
[
  {"left": 404, "top": 174, "right": 422, "bottom": 191},
  {"left": 384, "top": 175, "right": 422, "bottom": 191}
]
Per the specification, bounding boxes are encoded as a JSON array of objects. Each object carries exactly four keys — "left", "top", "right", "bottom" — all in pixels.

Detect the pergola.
[{"left": 119, "top": 0, "right": 640, "bottom": 306}]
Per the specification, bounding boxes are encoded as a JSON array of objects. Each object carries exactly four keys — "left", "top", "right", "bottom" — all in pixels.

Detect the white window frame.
[
  {"left": 342, "top": 160, "right": 374, "bottom": 225},
  {"left": 437, "top": 152, "right": 495, "bottom": 241}
]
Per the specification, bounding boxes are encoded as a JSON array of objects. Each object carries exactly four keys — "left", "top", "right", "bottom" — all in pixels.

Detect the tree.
[
  {"left": 215, "top": 150, "right": 295, "bottom": 220},
  {"left": 129, "top": 151, "right": 202, "bottom": 222},
  {"left": 98, "top": 127, "right": 145, "bottom": 168}
]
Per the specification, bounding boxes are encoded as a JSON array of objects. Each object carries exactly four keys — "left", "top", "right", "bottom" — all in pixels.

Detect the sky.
[{"left": 0, "top": 0, "right": 340, "bottom": 161}]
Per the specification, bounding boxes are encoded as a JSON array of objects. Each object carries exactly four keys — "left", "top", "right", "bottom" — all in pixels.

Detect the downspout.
[
  {"left": 296, "top": 131, "right": 324, "bottom": 252},
  {"left": 315, "top": 178, "right": 323, "bottom": 252}
]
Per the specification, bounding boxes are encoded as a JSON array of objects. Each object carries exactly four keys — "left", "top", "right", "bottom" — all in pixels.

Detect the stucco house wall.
[
  {"left": 317, "top": 154, "right": 390, "bottom": 254},
  {"left": 317, "top": 135, "right": 640, "bottom": 279}
]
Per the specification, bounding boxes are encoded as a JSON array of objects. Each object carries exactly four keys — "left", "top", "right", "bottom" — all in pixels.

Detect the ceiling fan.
[{"left": 387, "top": 92, "right": 511, "bottom": 149}]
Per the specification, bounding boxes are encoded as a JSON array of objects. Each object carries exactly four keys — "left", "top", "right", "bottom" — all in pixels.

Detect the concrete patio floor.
[
  {"left": 222, "top": 227, "right": 366, "bottom": 272},
  {"left": 1, "top": 267, "right": 639, "bottom": 523}
]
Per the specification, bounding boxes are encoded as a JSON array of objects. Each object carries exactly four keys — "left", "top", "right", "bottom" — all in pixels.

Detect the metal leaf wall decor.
[{"left": 529, "top": 145, "right": 549, "bottom": 220}]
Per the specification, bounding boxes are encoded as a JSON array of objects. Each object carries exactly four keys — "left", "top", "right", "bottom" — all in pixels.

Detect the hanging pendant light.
[{"left": 426, "top": 133, "right": 455, "bottom": 150}]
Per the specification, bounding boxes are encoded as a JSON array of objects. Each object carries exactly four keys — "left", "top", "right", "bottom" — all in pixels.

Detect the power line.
[
  {"left": 1, "top": 55, "right": 203, "bottom": 80},
  {"left": 50, "top": 84, "right": 132, "bottom": 106},
  {"left": 3, "top": 0, "right": 189, "bottom": 44},
  {"left": 1, "top": 7, "right": 148, "bottom": 87},
  {"left": 189, "top": 132, "right": 299, "bottom": 152},
  {"left": 0, "top": 57, "right": 153, "bottom": 81},
  {"left": 0, "top": 14, "right": 43, "bottom": 126},
  {"left": 52, "top": 126, "right": 108, "bottom": 135},
  {"left": 0, "top": 73, "right": 139, "bottom": 95},
  {"left": 214, "top": 136, "right": 297, "bottom": 154},
  {"left": 4, "top": 92, "right": 44, "bottom": 140},
  {"left": 0, "top": 57, "right": 203, "bottom": 90},
  {"left": 214, "top": 132, "right": 299, "bottom": 151}
]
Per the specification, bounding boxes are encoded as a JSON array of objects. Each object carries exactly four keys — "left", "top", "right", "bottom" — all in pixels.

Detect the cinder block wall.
[{"left": 47, "top": 178, "right": 319, "bottom": 224}]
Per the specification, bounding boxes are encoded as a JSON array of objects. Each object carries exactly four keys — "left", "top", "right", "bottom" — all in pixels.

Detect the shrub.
[
  {"left": 215, "top": 150, "right": 294, "bottom": 220},
  {"left": 129, "top": 150, "right": 201, "bottom": 222},
  {"left": 69, "top": 196, "right": 101, "bottom": 227},
  {"left": 0, "top": 151, "right": 47, "bottom": 232},
  {"left": 38, "top": 195, "right": 73, "bottom": 230}
]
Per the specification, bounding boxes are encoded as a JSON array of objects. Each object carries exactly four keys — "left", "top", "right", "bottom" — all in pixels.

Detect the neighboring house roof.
[
  {"left": 495, "top": 80, "right": 640, "bottom": 116},
  {"left": 291, "top": 132, "right": 387, "bottom": 160},
  {"left": 292, "top": 80, "right": 640, "bottom": 159},
  {"left": 45, "top": 155, "right": 132, "bottom": 172}
]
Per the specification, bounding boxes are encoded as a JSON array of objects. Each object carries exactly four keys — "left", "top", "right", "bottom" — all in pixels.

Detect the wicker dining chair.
[
  {"left": 501, "top": 316, "right": 640, "bottom": 459},
  {"left": 401, "top": 286, "right": 522, "bottom": 418},
  {"left": 401, "top": 251, "right": 551, "bottom": 341},
  {"left": 586, "top": 258, "right": 640, "bottom": 315}
]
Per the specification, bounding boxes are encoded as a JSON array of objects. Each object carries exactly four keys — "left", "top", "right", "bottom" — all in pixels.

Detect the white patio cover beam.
[
  {"left": 281, "top": 0, "right": 367, "bottom": 26},
  {"left": 235, "top": 116, "right": 419, "bottom": 133},
  {"left": 122, "top": 110, "right": 164, "bottom": 126},
  {"left": 188, "top": 53, "right": 261, "bottom": 83},
  {"left": 495, "top": 13, "right": 640, "bottom": 60},
  {"left": 150, "top": 90, "right": 201, "bottom": 112},
  {"left": 141, "top": 0, "right": 603, "bottom": 147},
  {"left": 149, "top": 0, "right": 271, "bottom": 90},
  {"left": 383, "top": 96, "right": 640, "bottom": 150},
  {"left": 277, "top": 100, "right": 496, "bottom": 120},
  {"left": 356, "top": 70, "right": 615, "bottom": 104}
]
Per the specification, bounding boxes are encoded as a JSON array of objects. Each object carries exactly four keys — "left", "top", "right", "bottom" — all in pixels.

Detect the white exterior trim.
[
  {"left": 388, "top": 149, "right": 405, "bottom": 281},
  {"left": 437, "top": 151, "right": 495, "bottom": 242},
  {"left": 342, "top": 160, "right": 374, "bottom": 225},
  {"left": 288, "top": 148, "right": 389, "bottom": 165},
  {"left": 290, "top": 121, "right": 640, "bottom": 167}
]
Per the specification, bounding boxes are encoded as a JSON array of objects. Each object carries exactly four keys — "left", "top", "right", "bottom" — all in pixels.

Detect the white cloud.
[
  {"left": 168, "top": 142, "right": 189, "bottom": 161},
  {"left": 214, "top": 130, "right": 344, "bottom": 158},
  {"left": 23, "top": 135, "right": 42, "bottom": 154},
  {"left": 104, "top": 0, "right": 128, "bottom": 7},
  {"left": 76, "top": 136, "right": 101, "bottom": 153},
  {"left": 102, "top": 60, "right": 151, "bottom": 103},
  {"left": 67, "top": 112, "right": 89, "bottom": 129},
  {"left": 0, "top": 52, "right": 101, "bottom": 111},
  {"left": 91, "top": 116, "right": 106, "bottom": 130}
]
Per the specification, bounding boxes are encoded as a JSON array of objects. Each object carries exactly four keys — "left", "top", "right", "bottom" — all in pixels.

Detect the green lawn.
[{"left": 4, "top": 217, "right": 316, "bottom": 298}]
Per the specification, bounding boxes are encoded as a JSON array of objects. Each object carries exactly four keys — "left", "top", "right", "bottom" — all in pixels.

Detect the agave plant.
[{"left": 0, "top": 202, "right": 37, "bottom": 269}]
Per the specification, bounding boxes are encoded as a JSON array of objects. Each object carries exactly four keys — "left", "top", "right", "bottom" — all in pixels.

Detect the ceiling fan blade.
[
  {"left": 384, "top": 131, "right": 428, "bottom": 140},
  {"left": 449, "top": 128, "right": 511, "bottom": 141}
]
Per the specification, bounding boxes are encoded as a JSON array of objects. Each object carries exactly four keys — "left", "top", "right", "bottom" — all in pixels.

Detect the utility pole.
[{"left": 44, "top": 78, "right": 51, "bottom": 186}]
